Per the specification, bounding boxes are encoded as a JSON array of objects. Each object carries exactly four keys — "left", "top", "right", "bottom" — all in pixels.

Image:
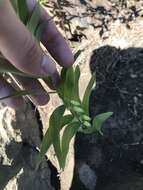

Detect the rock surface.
[{"left": 0, "top": 103, "right": 54, "bottom": 190}]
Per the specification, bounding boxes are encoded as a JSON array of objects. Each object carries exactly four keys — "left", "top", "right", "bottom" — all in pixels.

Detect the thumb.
[{"left": 0, "top": 2, "right": 59, "bottom": 81}]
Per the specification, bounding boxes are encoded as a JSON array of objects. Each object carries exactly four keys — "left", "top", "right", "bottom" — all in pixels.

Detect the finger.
[
  {"left": 0, "top": 2, "right": 60, "bottom": 87},
  {"left": 26, "top": 0, "right": 74, "bottom": 67},
  {"left": 40, "top": 9, "right": 74, "bottom": 68},
  {"left": 13, "top": 75, "right": 50, "bottom": 106},
  {"left": 0, "top": 76, "right": 24, "bottom": 109}
]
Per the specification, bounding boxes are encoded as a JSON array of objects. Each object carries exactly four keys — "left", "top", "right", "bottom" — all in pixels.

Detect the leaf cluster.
[{"left": 40, "top": 64, "right": 113, "bottom": 169}]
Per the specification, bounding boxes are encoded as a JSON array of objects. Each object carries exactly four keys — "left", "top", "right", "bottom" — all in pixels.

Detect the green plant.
[
  {"left": 39, "top": 65, "right": 113, "bottom": 169},
  {"left": 0, "top": 0, "right": 113, "bottom": 170}
]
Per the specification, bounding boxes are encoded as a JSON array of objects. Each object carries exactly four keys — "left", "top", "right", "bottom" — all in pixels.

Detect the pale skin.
[{"left": 0, "top": 0, "right": 74, "bottom": 107}]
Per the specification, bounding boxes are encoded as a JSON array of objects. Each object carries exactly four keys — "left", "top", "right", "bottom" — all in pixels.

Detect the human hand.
[{"left": 0, "top": 0, "right": 74, "bottom": 108}]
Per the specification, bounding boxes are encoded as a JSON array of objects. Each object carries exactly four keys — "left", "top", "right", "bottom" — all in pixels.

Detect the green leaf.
[
  {"left": 70, "top": 100, "right": 81, "bottom": 106},
  {"left": 83, "top": 121, "right": 91, "bottom": 127},
  {"left": 82, "top": 72, "right": 96, "bottom": 114},
  {"left": 73, "top": 65, "right": 81, "bottom": 102},
  {"left": 39, "top": 105, "right": 65, "bottom": 161},
  {"left": 61, "top": 122, "right": 80, "bottom": 169},
  {"left": 57, "top": 68, "right": 67, "bottom": 99},
  {"left": 74, "top": 50, "right": 84, "bottom": 61},
  {"left": 11, "top": 0, "right": 18, "bottom": 13},
  {"left": 53, "top": 114, "right": 74, "bottom": 166},
  {"left": 92, "top": 112, "right": 113, "bottom": 135},
  {"left": 38, "top": 126, "right": 52, "bottom": 161},
  {"left": 35, "top": 22, "right": 45, "bottom": 42},
  {"left": 50, "top": 105, "right": 65, "bottom": 127},
  {"left": 80, "top": 115, "right": 91, "bottom": 121},
  {"left": 38, "top": 115, "right": 73, "bottom": 165},
  {"left": 64, "top": 67, "right": 75, "bottom": 102},
  {"left": 0, "top": 90, "right": 44, "bottom": 101},
  {"left": 61, "top": 68, "right": 67, "bottom": 81},
  {"left": 60, "top": 115, "right": 74, "bottom": 128},
  {"left": 51, "top": 105, "right": 68, "bottom": 167},
  {"left": 17, "top": 0, "right": 28, "bottom": 24},
  {"left": 72, "top": 106, "right": 84, "bottom": 114},
  {"left": 0, "top": 58, "right": 28, "bottom": 77},
  {"left": 0, "top": 58, "right": 52, "bottom": 81},
  {"left": 27, "top": 2, "right": 41, "bottom": 35}
]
